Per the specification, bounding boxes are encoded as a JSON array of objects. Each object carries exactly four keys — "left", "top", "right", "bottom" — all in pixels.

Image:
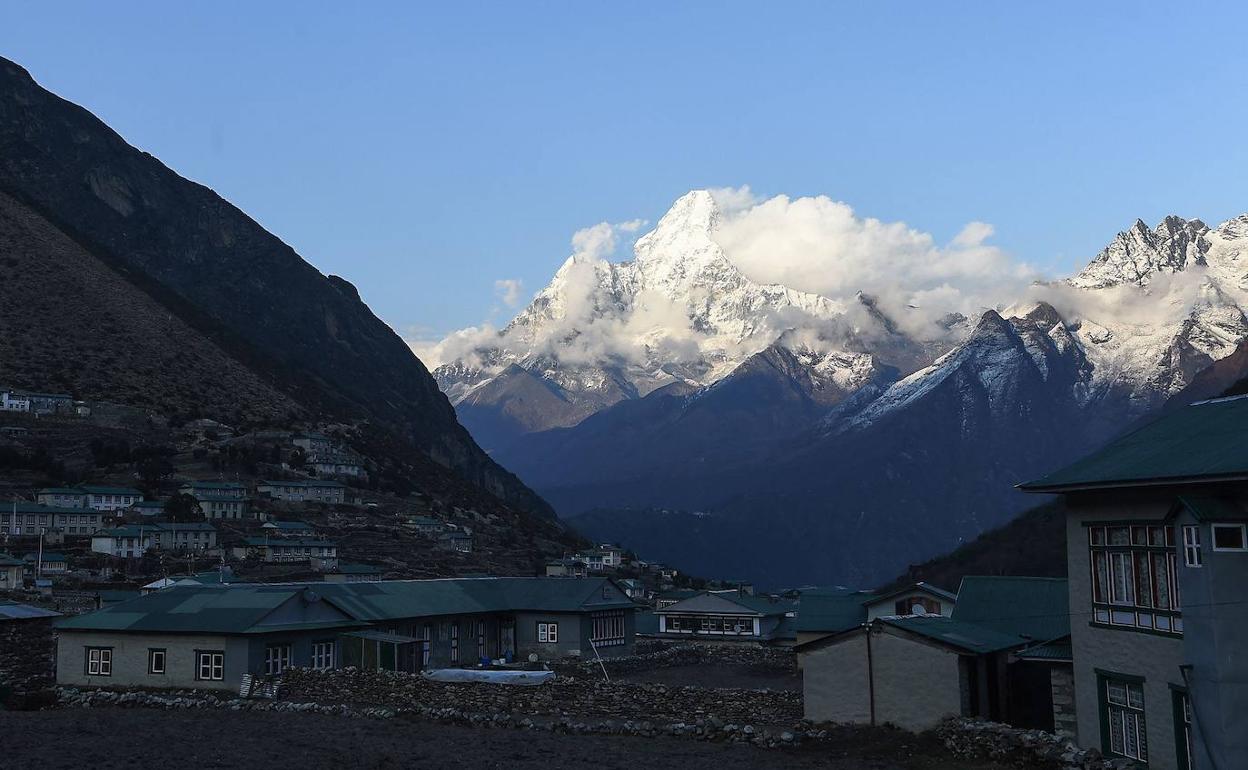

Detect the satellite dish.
[
  {"left": 910, "top": 602, "right": 927, "bottom": 616},
  {"left": 528, "top": 653, "right": 539, "bottom": 663}
]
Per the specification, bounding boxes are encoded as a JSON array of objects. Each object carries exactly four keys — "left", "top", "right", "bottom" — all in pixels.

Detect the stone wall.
[
  {"left": 1049, "top": 664, "right": 1076, "bottom": 739},
  {"left": 278, "top": 667, "right": 802, "bottom": 726},
  {"left": 935, "top": 717, "right": 1138, "bottom": 770},
  {"left": 552, "top": 640, "right": 796, "bottom": 679}
]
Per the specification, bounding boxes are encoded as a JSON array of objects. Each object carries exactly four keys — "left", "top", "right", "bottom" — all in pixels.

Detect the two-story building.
[
  {"left": 54, "top": 577, "right": 638, "bottom": 691},
  {"left": 235, "top": 537, "right": 338, "bottom": 566},
  {"left": 80, "top": 486, "right": 144, "bottom": 512},
  {"left": 37, "top": 487, "right": 87, "bottom": 508},
  {"left": 1021, "top": 393, "right": 1248, "bottom": 769},
  {"left": 0, "top": 389, "right": 31, "bottom": 412},
  {"left": 653, "top": 590, "right": 795, "bottom": 643},
  {"left": 261, "top": 520, "right": 316, "bottom": 538},
  {"left": 91, "top": 523, "right": 217, "bottom": 557},
  {"left": 257, "top": 479, "right": 347, "bottom": 505},
  {"left": 179, "top": 481, "right": 249, "bottom": 519},
  {"left": 0, "top": 503, "right": 105, "bottom": 537},
  {"left": 404, "top": 515, "right": 446, "bottom": 537}
]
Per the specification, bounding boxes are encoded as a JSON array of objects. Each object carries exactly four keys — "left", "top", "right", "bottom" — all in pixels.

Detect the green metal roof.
[
  {"left": 794, "top": 590, "right": 875, "bottom": 633},
  {"left": 182, "top": 481, "right": 247, "bottom": 489},
  {"left": 951, "top": 576, "right": 1069, "bottom": 642},
  {"left": 1172, "top": 496, "right": 1248, "bottom": 523},
  {"left": 23, "top": 552, "right": 67, "bottom": 562},
  {"left": 882, "top": 616, "right": 1027, "bottom": 654},
  {"left": 261, "top": 479, "right": 346, "bottom": 488},
  {"left": 243, "top": 537, "right": 335, "bottom": 547},
  {"left": 1015, "top": 636, "right": 1073, "bottom": 662},
  {"left": 58, "top": 577, "right": 634, "bottom": 634},
  {"left": 79, "top": 485, "right": 142, "bottom": 495},
  {"left": 0, "top": 552, "right": 24, "bottom": 567},
  {"left": 38, "top": 487, "right": 84, "bottom": 495},
  {"left": 1021, "top": 396, "right": 1248, "bottom": 492},
  {"left": 7, "top": 502, "right": 94, "bottom": 514}
]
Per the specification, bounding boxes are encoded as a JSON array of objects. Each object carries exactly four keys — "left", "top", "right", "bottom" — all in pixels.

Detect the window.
[
  {"left": 1175, "top": 691, "right": 1193, "bottom": 770},
  {"left": 1182, "top": 526, "right": 1203, "bottom": 567},
  {"left": 450, "top": 622, "right": 459, "bottom": 663},
  {"left": 197, "top": 651, "right": 224, "bottom": 681},
  {"left": 476, "top": 620, "right": 485, "bottom": 660},
  {"left": 537, "top": 621, "right": 559, "bottom": 643},
  {"left": 1212, "top": 523, "right": 1247, "bottom": 552},
  {"left": 86, "top": 647, "right": 112, "bottom": 676},
  {"left": 311, "top": 641, "right": 335, "bottom": 671},
  {"left": 1088, "top": 524, "right": 1181, "bottom": 634},
  {"left": 1102, "top": 677, "right": 1147, "bottom": 762},
  {"left": 421, "top": 625, "right": 432, "bottom": 667},
  {"left": 148, "top": 648, "right": 166, "bottom": 675},
  {"left": 590, "top": 610, "right": 626, "bottom": 646}
]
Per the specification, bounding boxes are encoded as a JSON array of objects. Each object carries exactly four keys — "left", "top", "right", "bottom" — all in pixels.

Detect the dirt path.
[
  {"left": 615, "top": 663, "right": 802, "bottom": 692},
  {"left": 0, "top": 708, "right": 1012, "bottom": 770}
]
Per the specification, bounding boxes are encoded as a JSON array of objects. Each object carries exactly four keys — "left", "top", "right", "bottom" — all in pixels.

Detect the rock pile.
[{"left": 935, "top": 718, "right": 1138, "bottom": 770}]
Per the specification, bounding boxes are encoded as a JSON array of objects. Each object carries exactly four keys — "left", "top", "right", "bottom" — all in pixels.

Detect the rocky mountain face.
[
  {"left": 435, "top": 188, "right": 1248, "bottom": 588},
  {"left": 0, "top": 56, "right": 556, "bottom": 526}
]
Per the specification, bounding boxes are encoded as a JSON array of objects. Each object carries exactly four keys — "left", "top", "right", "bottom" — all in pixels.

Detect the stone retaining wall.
[
  {"left": 553, "top": 640, "right": 796, "bottom": 679},
  {"left": 279, "top": 667, "right": 802, "bottom": 725},
  {"left": 935, "top": 717, "right": 1137, "bottom": 770}
]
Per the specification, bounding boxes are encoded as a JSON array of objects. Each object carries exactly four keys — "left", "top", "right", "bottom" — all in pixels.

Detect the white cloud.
[
  {"left": 710, "top": 194, "right": 1041, "bottom": 336},
  {"left": 494, "top": 278, "right": 524, "bottom": 308}
]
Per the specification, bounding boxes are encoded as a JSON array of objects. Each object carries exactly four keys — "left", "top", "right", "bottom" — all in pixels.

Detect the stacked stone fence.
[
  {"left": 279, "top": 667, "right": 802, "bottom": 725},
  {"left": 935, "top": 718, "right": 1138, "bottom": 770},
  {"left": 553, "top": 640, "right": 796, "bottom": 679}
]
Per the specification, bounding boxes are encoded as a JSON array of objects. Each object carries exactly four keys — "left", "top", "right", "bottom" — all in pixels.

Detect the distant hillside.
[
  {"left": 0, "top": 55, "right": 552, "bottom": 524},
  {"left": 882, "top": 500, "right": 1068, "bottom": 593},
  {"left": 0, "top": 55, "right": 552, "bottom": 520}
]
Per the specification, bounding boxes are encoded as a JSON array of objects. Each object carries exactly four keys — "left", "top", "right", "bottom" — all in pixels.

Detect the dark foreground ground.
[
  {"left": 0, "top": 708, "right": 1014, "bottom": 770},
  {"left": 616, "top": 663, "right": 802, "bottom": 692}
]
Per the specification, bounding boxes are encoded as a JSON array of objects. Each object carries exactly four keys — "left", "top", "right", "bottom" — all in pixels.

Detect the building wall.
[
  {"left": 57, "top": 630, "right": 251, "bottom": 691},
  {"left": 865, "top": 592, "right": 954, "bottom": 620},
  {"left": 1067, "top": 502, "right": 1185, "bottom": 770},
  {"left": 802, "top": 631, "right": 872, "bottom": 724},
  {"left": 802, "top": 626, "right": 964, "bottom": 731},
  {"left": 1171, "top": 505, "right": 1248, "bottom": 770},
  {"left": 1050, "top": 663, "right": 1077, "bottom": 739}
]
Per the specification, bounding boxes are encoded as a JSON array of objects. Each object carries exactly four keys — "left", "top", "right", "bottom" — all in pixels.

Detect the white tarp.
[{"left": 421, "top": 668, "right": 554, "bottom": 686}]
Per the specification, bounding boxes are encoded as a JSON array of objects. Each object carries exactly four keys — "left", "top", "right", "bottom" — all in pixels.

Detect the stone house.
[
  {"left": 179, "top": 482, "right": 249, "bottom": 519},
  {"left": 1020, "top": 393, "right": 1248, "bottom": 769},
  {"left": 236, "top": 537, "right": 338, "bottom": 566},
  {"left": 257, "top": 479, "right": 346, "bottom": 505},
  {"left": 798, "top": 576, "right": 1070, "bottom": 734},
  {"left": 0, "top": 553, "right": 24, "bottom": 588},
  {"left": 55, "top": 577, "right": 637, "bottom": 691},
  {"left": 0, "top": 503, "right": 105, "bottom": 537}
]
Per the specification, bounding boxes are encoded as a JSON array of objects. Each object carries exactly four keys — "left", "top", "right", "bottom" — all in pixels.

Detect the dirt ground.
[
  {"left": 0, "top": 708, "right": 1014, "bottom": 770},
  {"left": 616, "top": 663, "right": 802, "bottom": 692}
]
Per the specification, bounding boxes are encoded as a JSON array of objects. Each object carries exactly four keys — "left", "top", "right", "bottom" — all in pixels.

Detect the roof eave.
[{"left": 1019, "top": 471, "right": 1248, "bottom": 494}]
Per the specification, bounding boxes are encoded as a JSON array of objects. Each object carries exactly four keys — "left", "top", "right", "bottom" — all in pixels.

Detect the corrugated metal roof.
[
  {"left": 1015, "top": 636, "right": 1073, "bottom": 662},
  {"left": 1174, "top": 496, "right": 1248, "bottom": 522},
  {"left": 882, "top": 616, "right": 1026, "bottom": 654},
  {"left": 0, "top": 601, "right": 62, "bottom": 620},
  {"left": 1021, "top": 396, "right": 1248, "bottom": 492},
  {"left": 58, "top": 577, "right": 634, "bottom": 634},
  {"left": 793, "top": 591, "right": 875, "bottom": 633},
  {"left": 951, "top": 576, "right": 1069, "bottom": 642}
]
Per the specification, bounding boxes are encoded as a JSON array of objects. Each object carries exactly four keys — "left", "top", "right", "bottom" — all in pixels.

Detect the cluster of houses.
[
  {"left": 291, "top": 432, "right": 366, "bottom": 479},
  {"left": 0, "top": 387, "right": 87, "bottom": 416},
  {"left": 403, "top": 515, "right": 474, "bottom": 553}
]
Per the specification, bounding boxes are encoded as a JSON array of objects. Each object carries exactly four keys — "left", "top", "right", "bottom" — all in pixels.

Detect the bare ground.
[{"left": 0, "top": 708, "right": 1014, "bottom": 770}]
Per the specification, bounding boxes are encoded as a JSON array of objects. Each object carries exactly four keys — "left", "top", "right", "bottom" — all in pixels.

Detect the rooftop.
[
  {"left": 951, "top": 576, "right": 1069, "bottom": 642},
  {"left": 261, "top": 479, "right": 346, "bottom": 489},
  {"left": 881, "top": 615, "right": 1028, "bottom": 654},
  {"left": 1021, "top": 395, "right": 1248, "bottom": 492}
]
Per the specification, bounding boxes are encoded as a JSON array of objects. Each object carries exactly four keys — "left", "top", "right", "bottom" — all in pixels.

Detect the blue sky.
[{"left": 4, "top": 2, "right": 1247, "bottom": 341}]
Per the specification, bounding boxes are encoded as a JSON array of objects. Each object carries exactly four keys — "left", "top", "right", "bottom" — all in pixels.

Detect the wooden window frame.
[
  {"left": 1182, "top": 525, "right": 1203, "bottom": 567},
  {"left": 148, "top": 648, "right": 166, "bottom": 675},
  {"left": 86, "top": 646, "right": 113, "bottom": 676},
  {"left": 1211, "top": 523, "right": 1248, "bottom": 552},
  {"left": 196, "top": 650, "right": 225, "bottom": 681}
]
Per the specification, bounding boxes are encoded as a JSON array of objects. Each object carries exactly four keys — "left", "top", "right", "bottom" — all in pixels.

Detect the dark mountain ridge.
[{"left": 0, "top": 55, "right": 550, "bottom": 519}]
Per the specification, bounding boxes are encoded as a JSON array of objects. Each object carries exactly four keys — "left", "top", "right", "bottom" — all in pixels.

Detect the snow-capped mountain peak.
[{"left": 1068, "top": 214, "right": 1212, "bottom": 289}]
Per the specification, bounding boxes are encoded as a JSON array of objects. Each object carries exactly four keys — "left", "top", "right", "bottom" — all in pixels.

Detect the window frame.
[
  {"left": 1097, "top": 671, "right": 1147, "bottom": 762},
  {"left": 196, "top": 650, "right": 225, "bottom": 681},
  {"left": 148, "top": 648, "right": 167, "bottom": 675},
  {"left": 450, "top": 622, "right": 459, "bottom": 663},
  {"left": 86, "top": 646, "right": 113, "bottom": 676},
  {"left": 264, "top": 643, "right": 293, "bottom": 676},
  {"left": 311, "top": 640, "right": 336, "bottom": 671},
  {"left": 537, "top": 621, "right": 559, "bottom": 643},
  {"left": 1211, "top": 523, "right": 1248, "bottom": 552},
  {"left": 1086, "top": 523, "right": 1182, "bottom": 635},
  {"left": 1182, "top": 525, "right": 1203, "bottom": 567}
]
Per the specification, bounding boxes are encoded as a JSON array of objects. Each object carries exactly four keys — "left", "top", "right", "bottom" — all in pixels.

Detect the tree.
[{"left": 163, "top": 494, "right": 203, "bottom": 523}]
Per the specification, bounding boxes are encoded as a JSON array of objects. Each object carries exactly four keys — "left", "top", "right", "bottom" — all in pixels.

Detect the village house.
[
  {"left": 128, "top": 501, "right": 166, "bottom": 518},
  {"left": 54, "top": 577, "right": 637, "bottom": 691},
  {"left": 311, "top": 454, "right": 366, "bottom": 479},
  {"left": 323, "top": 563, "right": 385, "bottom": 583},
  {"left": 37, "top": 487, "right": 87, "bottom": 508},
  {"left": 261, "top": 520, "right": 316, "bottom": 538},
  {"left": 0, "top": 553, "right": 24, "bottom": 588},
  {"left": 23, "top": 552, "right": 68, "bottom": 577},
  {"left": 438, "top": 531, "right": 472, "bottom": 553},
  {"left": 864, "top": 582, "right": 958, "bottom": 620},
  {"left": 0, "top": 503, "right": 105, "bottom": 537},
  {"left": 0, "top": 389, "right": 31, "bottom": 412},
  {"left": 798, "top": 576, "right": 1070, "bottom": 734},
  {"left": 21, "top": 391, "right": 73, "bottom": 414},
  {"left": 292, "top": 432, "right": 333, "bottom": 456},
  {"left": 179, "top": 481, "right": 249, "bottom": 519},
  {"left": 617, "top": 578, "right": 648, "bottom": 601},
  {"left": 80, "top": 486, "right": 144, "bottom": 512},
  {"left": 235, "top": 537, "right": 338, "bottom": 567},
  {"left": 544, "top": 558, "right": 588, "bottom": 578},
  {"left": 90, "top": 523, "right": 218, "bottom": 557},
  {"left": 404, "top": 515, "right": 446, "bottom": 537},
  {"left": 1019, "top": 393, "right": 1248, "bottom": 769},
  {"left": 653, "top": 590, "right": 795, "bottom": 643},
  {"left": 656, "top": 588, "right": 700, "bottom": 608},
  {"left": 257, "top": 479, "right": 347, "bottom": 504}
]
